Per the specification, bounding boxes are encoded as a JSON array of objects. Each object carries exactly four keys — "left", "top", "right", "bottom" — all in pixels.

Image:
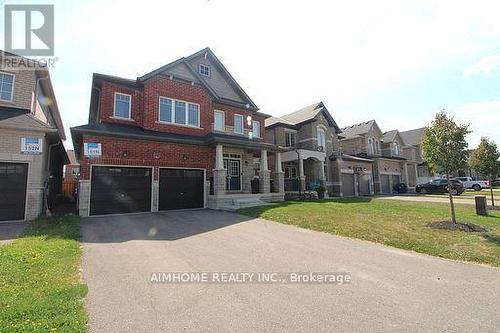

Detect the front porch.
[
  {"left": 208, "top": 144, "right": 285, "bottom": 210},
  {"left": 281, "top": 148, "right": 327, "bottom": 197}
]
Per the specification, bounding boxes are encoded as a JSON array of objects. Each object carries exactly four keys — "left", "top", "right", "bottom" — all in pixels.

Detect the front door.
[{"left": 224, "top": 159, "right": 241, "bottom": 191}]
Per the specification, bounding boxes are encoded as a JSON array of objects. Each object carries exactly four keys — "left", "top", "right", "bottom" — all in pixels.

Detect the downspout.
[{"left": 43, "top": 141, "right": 62, "bottom": 216}]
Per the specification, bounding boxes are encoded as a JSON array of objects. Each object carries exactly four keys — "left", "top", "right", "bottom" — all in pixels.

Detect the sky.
[{"left": 1, "top": 0, "right": 499, "bottom": 150}]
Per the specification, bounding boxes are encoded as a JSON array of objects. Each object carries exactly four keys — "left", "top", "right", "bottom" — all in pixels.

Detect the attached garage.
[
  {"left": 342, "top": 173, "right": 355, "bottom": 197},
  {"left": 0, "top": 162, "right": 28, "bottom": 221},
  {"left": 159, "top": 168, "right": 205, "bottom": 211},
  {"left": 380, "top": 175, "right": 391, "bottom": 194},
  {"left": 90, "top": 166, "right": 152, "bottom": 216},
  {"left": 358, "top": 174, "right": 371, "bottom": 196}
]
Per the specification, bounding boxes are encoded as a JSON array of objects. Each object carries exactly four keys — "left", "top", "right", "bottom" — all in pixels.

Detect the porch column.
[
  {"left": 298, "top": 154, "right": 306, "bottom": 192},
  {"left": 414, "top": 164, "right": 418, "bottom": 184},
  {"left": 403, "top": 163, "right": 409, "bottom": 185},
  {"left": 319, "top": 160, "right": 326, "bottom": 185},
  {"left": 274, "top": 152, "right": 285, "bottom": 193},
  {"left": 213, "top": 144, "right": 226, "bottom": 195},
  {"left": 259, "top": 149, "right": 270, "bottom": 193}
]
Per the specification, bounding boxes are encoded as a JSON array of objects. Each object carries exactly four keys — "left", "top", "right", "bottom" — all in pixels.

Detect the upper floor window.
[
  {"left": 0, "top": 72, "right": 14, "bottom": 102},
  {"left": 214, "top": 110, "right": 225, "bottom": 131},
  {"left": 159, "top": 96, "right": 200, "bottom": 127},
  {"left": 252, "top": 120, "right": 260, "bottom": 138},
  {"left": 317, "top": 128, "right": 326, "bottom": 151},
  {"left": 367, "top": 138, "right": 374, "bottom": 154},
  {"left": 234, "top": 114, "right": 244, "bottom": 134},
  {"left": 114, "top": 93, "right": 131, "bottom": 119},
  {"left": 199, "top": 64, "right": 210, "bottom": 77},
  {"left": 285, "top": 131, "right": 296, "bottom": 147},
  {"left": 393, "top": 142, "right": 400, "bottom": 155}
]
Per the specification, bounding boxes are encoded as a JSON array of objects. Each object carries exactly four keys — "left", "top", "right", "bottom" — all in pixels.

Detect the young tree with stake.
[
  {"left": 422, "top": 111, "right": 470, "bottom": 224},
  {"left": 470, "top": 137, "right": 500, "bottom": 207}
]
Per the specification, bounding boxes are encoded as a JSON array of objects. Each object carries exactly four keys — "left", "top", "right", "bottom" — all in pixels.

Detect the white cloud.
[
  {"left": 454, "top": 101, "right": 500, "bottom": 148},
  {"left": 464, "top": 55, "right": 500, "bottom": 77}
]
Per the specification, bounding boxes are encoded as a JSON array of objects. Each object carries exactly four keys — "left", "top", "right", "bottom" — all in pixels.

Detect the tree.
[
  {"left": 470, "top": 137, "right": 500, "bottom": 207},
  {"left": 422, "top": 111, "right": 470, "bottom": 224}
]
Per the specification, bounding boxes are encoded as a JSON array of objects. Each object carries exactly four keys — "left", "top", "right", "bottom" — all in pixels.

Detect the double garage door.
[
  {"left": 89, "top": 166, "right": 204, "bottom": 216},
  {"left": 0, "top": 162, "right": 28, "bottom": 221}
]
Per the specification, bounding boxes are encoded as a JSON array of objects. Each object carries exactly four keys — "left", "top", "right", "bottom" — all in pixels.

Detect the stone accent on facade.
[
  {"left": 78, "top": 180, "right": 91, "bottom": 217},
  {"left": 213, "top": 169, "right": 227, "bottom": 195},
  {"left": 152, "top": 180, "right": 159, "bottom": 212},
  {"left": 258, "top": 170, "right": 271, "bottom": 193}
]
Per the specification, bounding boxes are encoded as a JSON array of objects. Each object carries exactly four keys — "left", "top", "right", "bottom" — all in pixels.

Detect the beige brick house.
[
  {"left": 0, "top": 51, "right": 67, "bottom": 221},
  {"left": 339, "top": 120, "right": 418, "bottom": 194}
]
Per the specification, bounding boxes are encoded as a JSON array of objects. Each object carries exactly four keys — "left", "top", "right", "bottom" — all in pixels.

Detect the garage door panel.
[
  {"left": 0, "top": 162, "right": 28, "bottom": 221},
  {"left": 342, "top": 173, "right": 355, "bottom": 197},
  {"left": 358, "top": 174, "right": 370, "bottom": 196},
  {"left": 381, "top": 175, "right": 391, "bottom": 194},
  {"left": 159, "top": 169, "right": 204, "bottom": 211},
  {"left": 90, "top": 166, "right": 152, "bottom": 216}
]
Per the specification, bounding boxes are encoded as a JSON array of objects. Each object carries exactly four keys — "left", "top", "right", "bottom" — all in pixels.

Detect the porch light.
[{"left": 246, "top": 115, "right": 252, "bottom": 126}]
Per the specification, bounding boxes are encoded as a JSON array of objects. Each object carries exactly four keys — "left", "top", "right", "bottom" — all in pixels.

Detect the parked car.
[
  {"left": 453, "top": 177, "right": 490, "bottom": 191},
  {"left": 492, "top": 178, "right": 500, "bottom": 187},
  {"left": 415, "top": 179, "right": 465, "bottom": 195}
]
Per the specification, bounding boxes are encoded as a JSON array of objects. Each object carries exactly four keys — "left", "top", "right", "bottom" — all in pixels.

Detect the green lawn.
[
  {"left": 0, "top": 215, "right": 87, "bottom": 332},
  {"left": 239, "top": 198, "right": 500, "bottom": 267}
]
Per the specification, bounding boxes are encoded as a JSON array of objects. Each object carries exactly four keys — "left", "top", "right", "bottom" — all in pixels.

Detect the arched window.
[
  {"left": 317, "top": 128, "right": 326, "bottom": 151},
  {"left": 393, "top": 142, "right": 400, "bottom": 155}
]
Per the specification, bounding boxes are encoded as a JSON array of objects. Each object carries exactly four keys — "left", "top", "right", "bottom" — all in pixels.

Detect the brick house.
[
  {"left": 399, "top": 127, "right": 439, "bottom": 184},
  {"left": 339, "top": 120, "right": 418, "bottom": 194},
  {"left": 264, "top": 102, "right": 343, "bottom": 197},
  {"left": 71, "top": 48, "right": 284, "bottom": 217},
  {"left": 0, "top": 51, "right": 68, "bottom": 221}
]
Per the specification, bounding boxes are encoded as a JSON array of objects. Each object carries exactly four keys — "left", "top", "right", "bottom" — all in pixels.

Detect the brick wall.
[{"left": 79, "top": 136, "right": 215, "bottom": 181}]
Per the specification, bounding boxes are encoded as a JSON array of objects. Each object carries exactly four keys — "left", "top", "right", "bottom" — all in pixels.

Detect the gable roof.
[
  {"left": 139, "top": 47, "right": 258, "bottom": 111},
  {"left": 340, "top": 120, "right": 382, "bottom": 139},
  {"left": 400, "top": 127, "right": 425, "bottom": 146},
  {"left": 383, "top": 130, "right": 398, "bottom": 143},
  {"left": 265, "top": 102, "right": 341, "bottom": 133}
]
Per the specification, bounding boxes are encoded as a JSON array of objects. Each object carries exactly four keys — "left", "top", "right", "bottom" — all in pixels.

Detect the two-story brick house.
[
  {"left": 0, "top": 51, "right": 68, "bottom": 221},
  {"left": 340, "top": 120, "right": 419, "bottom": 194},
  {"left": 400, "top": 127, "right": 438, "bottom": 184},
  {"left": 264, "top": 102, "right": 342, "bottom": 197},
  {"left": 71, "top": 48, "right": 284, "bottom": 217}
]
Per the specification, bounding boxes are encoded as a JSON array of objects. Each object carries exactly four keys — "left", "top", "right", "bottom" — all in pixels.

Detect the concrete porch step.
[{"left": 218, "top": 197, "right": 275, "bottom": 212}]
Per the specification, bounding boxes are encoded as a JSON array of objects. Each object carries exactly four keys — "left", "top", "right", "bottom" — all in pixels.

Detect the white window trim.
[
  {"left": 158, "top": 96, "right": 201, "bottom": 128},
  {"left": 317, "top": 127, "right": 326, "bottom": 149},
  {"left": 214, "top": 110, "right": 225, "bottom": 132},
  {"left": 113, "top": 92, "right": 132, "bottom": 119},
  {"left": 199, "top": 63, "right": 210, "bottom": 77},
  {"left": 234, "top": 114, "right": 244, "bottom": 134},
  {"left": 0, "top": 71, "right": 15, "bottom": 102},
  {"left": 285, "top": 131, "right": 297, "bottom": 147},
  {"left": 252, "top": 120, "right": 261, "bottom": 138}
]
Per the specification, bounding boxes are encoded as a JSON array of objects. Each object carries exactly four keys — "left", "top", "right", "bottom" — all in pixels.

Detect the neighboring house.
[
  {"left": 71, "top": 48, "right": 284, "bottom": 217},
  {"left": 399, "top": 127, "right": 438, "bottom": 184},
  {"left": 0, "top": 51, "right": 68, "bottom": 221},
  {"left": 340, "top": 120, "right": 416, "bottom": 194},
  {"left": 64, "top": 150, "right": 80, "bottom": 180},
  {"left": 264, "top": 102, "right": 342, "bottom": 196}
]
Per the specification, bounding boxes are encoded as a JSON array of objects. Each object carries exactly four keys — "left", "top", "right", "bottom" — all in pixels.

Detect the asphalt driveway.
[
  {"left": 0, "top": 221, "right": 28, "bottom": 245},
  {"left": 82, "top": 210, "right": 500, "bottom": 332}
]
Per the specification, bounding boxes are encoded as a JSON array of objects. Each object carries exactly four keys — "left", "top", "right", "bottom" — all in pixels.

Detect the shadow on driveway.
[
  {"left": 81, "top": 209, "right": 253, "bottom": 243},
  {"left": 0, "top": 221, "right": 29, "bottom": 245}
]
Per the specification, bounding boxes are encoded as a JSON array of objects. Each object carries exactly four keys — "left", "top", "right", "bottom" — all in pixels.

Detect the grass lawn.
[
  {"left": 239, "top": 198, "right": 500, "bottom": 267},
  {"left": 0, "top": 215, "right": 87, "bottom": 332}
]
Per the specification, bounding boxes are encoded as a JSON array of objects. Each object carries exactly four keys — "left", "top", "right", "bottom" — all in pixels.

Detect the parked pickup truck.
[{"left": 453, "top": 177, "right": 490, "bottom": 191}]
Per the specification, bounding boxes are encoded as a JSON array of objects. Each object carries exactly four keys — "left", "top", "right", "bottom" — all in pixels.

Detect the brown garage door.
[
  {"left": 358, "top": 174, "right": 370, "bottom": 196},
  {"left": 381, "top": 175, "right": 391, "bottom": 194},
  {"left": 0, "top": 162, "right": 28, "bottom": 221},
  {"left": 90, "top": 166, "right": 152, "bottom": 216},
  {"left": 342, "top": 173, "right": 355, "bottom": 196}
]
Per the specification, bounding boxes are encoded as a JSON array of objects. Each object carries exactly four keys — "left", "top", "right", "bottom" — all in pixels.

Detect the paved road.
[
  {"left": 81, "top": 210, "right": 500, "bottom": 332},
  {"left": 379, "top": 194, "right": 495, "bottom": 206},
  {"left": 0, "top": 221, "right": 28, "bottom": 245}
]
